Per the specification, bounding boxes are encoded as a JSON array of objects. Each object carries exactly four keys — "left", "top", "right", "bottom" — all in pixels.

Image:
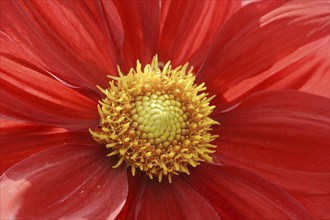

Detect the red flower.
[{"left": 1, "top": 0, "right": 329, "bottom": 219}]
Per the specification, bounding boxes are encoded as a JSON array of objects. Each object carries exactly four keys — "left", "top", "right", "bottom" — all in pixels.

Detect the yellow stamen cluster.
[{"left": 90, "top": 56, "right": 219, "bottom": 182}]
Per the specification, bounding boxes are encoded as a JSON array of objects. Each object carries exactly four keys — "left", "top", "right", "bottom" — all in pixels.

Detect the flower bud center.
[{"left": 132, "top": 93, "right": 186, "bottom": 148}]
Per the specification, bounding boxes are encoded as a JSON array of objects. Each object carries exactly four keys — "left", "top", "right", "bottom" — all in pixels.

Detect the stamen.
[{"left": 90, "top": 55, "right": 219, "bottom": 182}]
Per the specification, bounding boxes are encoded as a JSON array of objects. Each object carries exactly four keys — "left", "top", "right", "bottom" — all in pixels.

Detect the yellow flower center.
[{"left": 90, "top": 55, "right": 219, "bottom": 182}]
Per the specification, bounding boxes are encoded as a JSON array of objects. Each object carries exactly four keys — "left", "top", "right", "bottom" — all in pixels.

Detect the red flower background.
[{"left": 0, "top": 0, "right": 329, "bottom": 219}]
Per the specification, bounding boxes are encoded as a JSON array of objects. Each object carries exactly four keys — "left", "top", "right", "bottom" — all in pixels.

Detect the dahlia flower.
[{"left": 1, "top": 0, "right": 329, "bottom": 219}]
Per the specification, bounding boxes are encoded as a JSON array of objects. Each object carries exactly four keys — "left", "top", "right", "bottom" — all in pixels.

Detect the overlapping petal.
[
  {"left": 221, "top": 36, "right": 330, "bottom": 106},
  {"left": 0, "top": 54, "right": 98, "bottom": 129},
  {"left": 197, "top": 0, "right": 330, "bottom": 108},
  {"left": 158, "top": 0, "right": 241, "bottom": 70},
  {"left": 0, "top": 0, "right": 122, "bottom": 90},
  {"left": 112, "top": 0, "right": 160, "bottom": 72},
  {"left": 187, "top": 164, "right": 314, "bottom": 219},
  {"left": 213, "top": 90, "right": 330, "bottom": 219},
  {"left": 123, "top": 175, "right": 220, "bottom": 220},
  {"left": 0, "top": 120, "right": 95, "bottom": 174},
  {"left": 0, "top": 144, "right": 128, "bottom": 219}
]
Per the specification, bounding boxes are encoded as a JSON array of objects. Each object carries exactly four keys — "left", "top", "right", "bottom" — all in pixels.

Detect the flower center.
[
  {"left": 90, "top": 55, "right": 219, "bottom": 182},
  {"left": 132, "top": 93, "right": 187, "bottom": 147}
]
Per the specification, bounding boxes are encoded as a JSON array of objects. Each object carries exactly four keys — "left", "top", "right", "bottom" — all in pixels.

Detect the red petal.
[
  {"left": 158, "top": 0, "right": 241, "bottom": 70},
  {"left": 124, "top": 174, "right": 220, "bottom": 220},
  {"left": 221, "top": 36, "right": 330, "bottom": 106},
  {"left": 1, "top": 1, "right": 122, "bottom": 90},
  {"left": 1, "top": 55, "right": 98, "bottom": 129},
  {"left": 242, "top": 0, "right": 261, "bottom": 7},
  {"left": 0, "top": 144, "right": 128, "bottom": 219},
  {"left": 112, "top": 0, "right": 160, "bottom": 72},
  {"left": 213, "top": 90, "right": 330, "bottom": 219},
  {"left": 0, "top": 120, "right": 94, "bottom": 174},
  {"left": 187, "top": 164, "right": 314, "bottom": 219},
  {"left": 197, "top": 0, "right": 330, "bottom": 108}
]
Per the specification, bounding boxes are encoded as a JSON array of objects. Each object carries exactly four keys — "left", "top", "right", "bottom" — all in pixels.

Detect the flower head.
[
  {"left": 90, "top": 56, "right": 218, "bottom": 182},
  {"left": 1, "top": 0, "right": 329, "bottom": 219}
]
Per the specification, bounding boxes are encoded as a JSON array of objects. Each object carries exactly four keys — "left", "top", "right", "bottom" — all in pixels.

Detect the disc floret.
[{"left": 90, "top": 56, "right": 219, "bottom": 182}]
